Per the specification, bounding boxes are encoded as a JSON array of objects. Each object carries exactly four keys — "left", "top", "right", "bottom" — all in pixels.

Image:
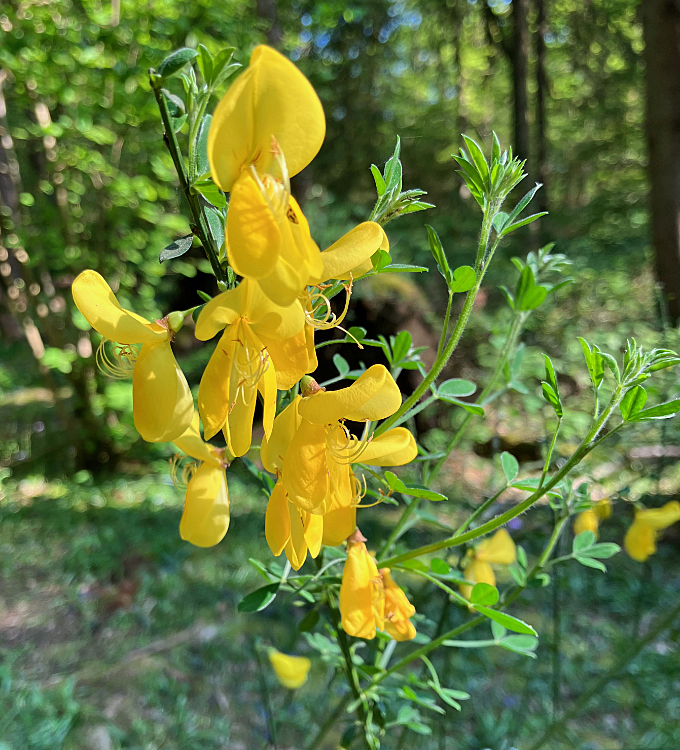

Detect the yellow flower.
[
  {"left": 624, "top": 501, "right": 680, "bottom": 562},
  {"left": 312, "top": 222, "right": 389, "bottom": 285},
  {"left": 172, "top": 413, "right": 230, "bottom": 548},
  {"left": 574, "top": 499, "right": 611, "bottom": 538},
  {"left": 279, "top": 366, "right": 406, "bottom": 514},
  {"left": 208, "top": 45, "right": 325, "bottom": 306},
  {"left": 71, "top": 270, "right": 192, "bottom": 443},
  {"left": 381, "top": 568, "right": 417, "bottom": 641},
  {"left": 268, "top": 648, "right": 311, "bottom": 689},
  {"left": 195, "top": 279, "right": 307, "bottom": 457},
  {"left": 339, "top": 532, "right": 385, "bottom": 639},
  {"left": 460, "top": 529, "right": 516, "bottom": 600}
]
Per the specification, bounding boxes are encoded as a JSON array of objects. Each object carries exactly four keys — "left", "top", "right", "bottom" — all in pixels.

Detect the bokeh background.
[{"left": 1, "top": 0, "right": 679, "bottom": 748}]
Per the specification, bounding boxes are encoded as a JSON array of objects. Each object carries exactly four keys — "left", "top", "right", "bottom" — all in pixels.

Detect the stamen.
[
  {"left": 169, "top": 454, "right": 199, "bottom": 489},
  {"left": 96, "top": 339, "right": 138, "bottom": 379},
  {"left": 326, "top": 420, "right": 373, "bottom": 465},
  {"left": 248, "top": 136, "right": 291, "bottom": 224},
  {"left": 350, "top": 472, "right": 383, "bottom": 508},
  {"left": 303, "top": 278, "right": 353, "bottom": 332},
  {"left": 229, "top": 343, "right": 270, "bottom": 412}
]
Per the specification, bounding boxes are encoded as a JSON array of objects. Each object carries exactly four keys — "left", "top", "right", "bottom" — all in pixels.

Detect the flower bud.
[{"left": 167, "top": 310, "right": 185, "bottom": 333}]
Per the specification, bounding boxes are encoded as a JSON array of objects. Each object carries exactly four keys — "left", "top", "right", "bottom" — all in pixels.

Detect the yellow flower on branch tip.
[
  {"left": 195, "top": 279, "right": 307, "bottom": 456},
  {"left": 268, "top": 648, "right": 311, "bottom": 689},
  {"left": 172, "top": 413, "right": 230, "bottom": 548},
  {"left": 208, "top": 45, "right": 325, "bottom": 306},
  {"left": 460, "top": 529, "right": 516, "bottom": 600},
  {"left": 311, "top": 221, "right": 389, "bottom": 286},
  {"left": 71, "top": 270, "right": 192, "bottom": 443},
  {"left": 574, "top": 499, "right": 611, "bottom": 538},
  {"left": 624, "top": 501, "right": 680, "bottom": 562}
]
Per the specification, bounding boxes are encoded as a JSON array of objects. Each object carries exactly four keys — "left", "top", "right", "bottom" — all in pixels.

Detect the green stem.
[
  {"left": 528, "top": 600, "right": 680, "bottom": 750},
  {"left": 437, "top": 291, "right": 454, "bottom": 358},
  {"left": 253, "top": 642, "right": 279, "bottom": 750},
  {"left": 539, "top": 417, "right": 561, "bottom": 490},
  {"left": 375, "top": 208, "right": 499, "bottom": 438},
  {"left": 454, "top": 484, "right": 508, "bottom": 536},
  {"left": 149, "top": 74, "right": 226, "bottom": 283},
  {"left": 378, "top": 387, "right": 622, "bottom": 568},
  {"left": 303, "top": 695, "right": 352, "bottom": 750}
]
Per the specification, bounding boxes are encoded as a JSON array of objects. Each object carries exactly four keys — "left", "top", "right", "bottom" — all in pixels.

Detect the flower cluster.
[{"left": 72, "top": 45, "right": 417, "bottom": 643}]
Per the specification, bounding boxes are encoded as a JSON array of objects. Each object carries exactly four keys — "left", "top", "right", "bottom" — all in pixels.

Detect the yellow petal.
[
  {"left": 323, "top": 451, "right": 353, "bottom": 514},
  {"left": 314, "top": 222, "right": 386, "bottom": 284},
  {"left": 226, "top": 170, "right": 281, "bottom": 280},
  {"left": 194, "top": 281, "right": 249, "bottom": 341},
  {"left": 358, "top": 428, "right": 417, "bottom": 466},
  {"left": 259, "top": 331, "right": 310, "bottom": 391},
  {"left": 198, "top": 328, "right": 237, "bottom": 440},
  {"left": 574, "top": 510, "right": 599, "bottom": 538},
  {"left": 635, "top": 501, "right": 680, "bottom": 530},
  {"left": 132, "top": 341, "right": 193, "bottom": 442},
  {"left": 304, "top": 513, "right": 324, "bottom": 558},
  {"left": 459, "top": 559, "right": 495, "bottom": 601},
  {"left": 286, "top": 502, "right": 308, "bottom": 570},
  {"left": 594, "top": 497, "right": 612, "bottom": 520},
  {"left": 340, "top": 542, "right": 382, "bottom": 639},
  {"left": 226, "top": 381, "right": 258, "bottom": 458},
  {"left": 298, "top": 364, "right": 401, "bottom": 424},
  {"left": 261, "top": 396, "right": 301, "bottom": 474},
  {"left": 321, "top": 505, "right": 356, "bottom": 547},
  {"left": 268, "top": 649, "right": 311, "bottom": 690},
  {"left": 173, "top": 411, "right": 222, "bottom": 466},
  {"left": 282, "top": 420, "right": 329, "bottom": 512},
  {"left": 624, "top": 520, "right": 657, "bottom": 562},
  {"left": 72, "top": 270, "right": 165, "bottom": 345},
  {"left": 381, "top": 569, "right": 416, "bottom": 642},
  {"left": 265, "top": 480, "right": 291, "bottom": 557},
  {"left": 305, "top": 324, "right": 318, "bottom": 374},
  {"left": 475, "top": 529, "right": 516, "bottom": 565},
  {"left": 209, "top": 45, "right": 325, "bottom": 191},
  {"left": 259, "top": 352, "right": 278, "bottom": 441},
  {"left": 180, "top": 463, "right": 230, "bottom": 547},
  {"left": 248, "top": 291, "right": 306, "bottom": 341}
]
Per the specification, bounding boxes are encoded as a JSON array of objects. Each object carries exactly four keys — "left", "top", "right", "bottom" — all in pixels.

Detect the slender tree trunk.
[
  {"left": 512, "top": 0, "right": 531, "bottom": 165},
  {"left": 536, "top": 0, "right": 549, "bottom": 213},
  {"left": 642, "top": 0, "right": 680, "bottom": 323}
]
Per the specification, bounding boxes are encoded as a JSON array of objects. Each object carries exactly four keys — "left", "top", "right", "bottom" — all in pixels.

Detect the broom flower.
[{"left": 624, "top": 501, "right": 680, "bottom": 562}]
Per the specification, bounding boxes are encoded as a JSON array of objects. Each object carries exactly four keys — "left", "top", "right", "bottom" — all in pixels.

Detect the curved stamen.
[
  {"left": 303, "top": 278, "right": 353, "bottom": 332},
  {"left": 350, "top": 472, "right": 382, "bottom": 508},
  {"left": 230, "top": 342, "right": 270, "bottom": 411},
  {"left": 326, "top": 420, "right": 372, "bottom": 465},
  {"left": 96, "top": 339, "right": 138, "bottom": 379},
  {"left": 169, "top": 454, "right": 199, "bottom": 489},
  {"left": 248, "top": 137, "right": 291, "bottom": 224}
]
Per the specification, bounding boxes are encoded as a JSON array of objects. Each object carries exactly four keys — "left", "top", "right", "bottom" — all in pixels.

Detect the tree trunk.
[
  {"left": 512, "top": 0, "right": 531, "bottom": 165},
  {"left": 536, "top": 0, "right": 549, "bottom": 214},
  {"left": 642, "top": 0, "right": 680, "bottom": 323}
]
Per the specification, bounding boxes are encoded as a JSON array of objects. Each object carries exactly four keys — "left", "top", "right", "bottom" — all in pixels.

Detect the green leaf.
[
  {"left": 430, "top": 558, "right": 450, "bottom": 575},
  {"left": 470, "top": 583, "right": 499, "bottom": 606},
  {"left": 438, "top": 379, "right": 476, "bottom": 398},
  {"left": 541, "top": 382, "right": 563, "bottom": 418},
  {"left": 378, "top": 263, "right": 428, "bottom": 274},
  {"left": 400, "top": 686, "right": 446, "bottom": 715},
  {"left": 197, "top": 290, "right": 212, "bottom": 303},
  {"left": 449, "top": 265, "right": 476, "bottom": 294},
  {"left": 210, "top": 47, "right": 238, "bottom": 87},
  {"left": 598, "top": 348, "right": 621, "bottom": 383},
  {"left": 159, "top": 234, "right": 193, "bottom": 262},
  {"left": 197, "top": 43, "right": 213, "bottom": 83},
  {"left": 572, "top": 530, "right": 596, "bottom": 553},
  {"left": 384, "top": 136, "right": 402, "bottom": 191},
  {"left": 500, "top": 451, "right": 519, "bottom": 483},
  {"left": 544, "top": 355, "right": 559, "bottom": 396},
  {"left": 620, "top": 386, "right": 648, "bottom": 421},
  {"left": 332, "top": 353, "right": 350, "bottom": 377},
  {"left": 171, "top": 114, "right": 187, "bottom": 133},
  {"left": 403, "top": 484, "right": 447, "bottom": 502},
  {"left": 445, "top": 399, "right": 485, "bottom": 416},
  {"left": 426, "top": 225, "right": 452, "bottom": 286},
  {"left": 298, "top": 608, "right": 320, "bottom": 632},
  {"left": 462, "top": 135, "right": 490, "bottom": 185},
  {"left": 499, "top": 634, "right": 538, "bottom": 657},
  {"left": 629, "top": 398, "right": 680, "bottom": 421},
  {"left": 371, "top": 164, "right": 386, "bottom": 196},
  {"left": 473, "top": 606, "right": 537, "bottom": 635},
  {"left": 520, "top": 285, "right": 548, "bottom": 310},
  {"left": 500, "top": 212, "right": 548, "bottom": 238},
  {"left": 490, "top": 620, "right": 506, "bottom": 641},
  {"left": 157, "top": 47, "right": 199, "bottom": 79},
  {"left": 574, "top": 555, "right": 607, "bottom": 573},
  {"left": 204, "top": 205, "right": 225, "bottom": 253},
  {"left": 237, "top": 583, "right": 279, "bottom": 613},
  {"left": 578, "top": 337, "right": 605, "bottom": 391},
  {"left": 578, "top": 542, "right": 620, "bottom": 559},
  {"left": 195, "top": 114, "right": 212, "bottom": 177},
  {"left": 492, "top": 211, "right": 509, "bottom": 234}
]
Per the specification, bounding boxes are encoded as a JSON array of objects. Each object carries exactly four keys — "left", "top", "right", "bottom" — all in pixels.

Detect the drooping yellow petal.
[
  {"left": 624, "top": 520, "right": 657, "bottom": 562},
  {"left": 282, "top": 420, "right": 329, "bottom": 512},
  {"left": 265, "top": 481, "right": 291, "bottom": 557},
  {"left": 72, "top": 270, "right": 166, "bottom": 345},
  {"left": 313, "top": 222, "right": 387, "bottom": 284},
  {"left": 574, "top": 509, "right": 599, "bottom": 538},
  {"left": 226, "top": 170, "right": 281, "bottom": 280},
  {"left": 304, "top": 513, "right": 324, "bottom": 558},
  {"left": 475, "top": 529, "right": 516, "bottom": 565},
  {"left": 594, "top": 498, "right": 612, "bottom": 520},
  {"left": 259, "top": 352, "right": 278, "bottom": 441},
  {"left": 321, "top": 505, "right": 357, "bottom": 547},
  {"left": 173, "top": 412, "right": 223, "bottom": 466},
  {"left": 268, "top": 649, "right": 311, "bottom": 690},
  {"left": 635, "top": 501, "right": 680, "bottom": 530},
  {"left": 132, "top": 341, "right": 193, "bottom": 442},
  {"left": 305, "top": 324, "right": 318, "bottom": 374},
  {"left": 198, "top": 327, "right": 237, "bottom": 440},
  {"left": 381, "top": 569, "right": 416, "bottom": 642},
  {"left": 209, "top": 45, "right": 325, "bottom": 192},
  {"left": 340, "top": 541, "right": 383, "bottom": 639},
  {"left": 358, "top": 428, "right": 417, "bottom": 466},
  {"left": 460, "top": 559, "right": 496, "bottom": 601},
  {"left": 259, "top": 330, "right": 310, "bottom": 390},
  {"left": 323, "top": 451, "right": 353, "bottom": 514},
  {"left": 298, "top": 365, "right": 401, "bottom": 425},
  {"left": 194, "top": 281, "right": 250, "bottom": 341},
  {"left": 286, "top": 502, "right": 309, "bottom": 570},
  {"left": 226, "top": 382, "right": 258, "bottom": 458},
  {"left": 261, "top": 396, "right": 301, "bottom": 474},
  {"left": 180, "top": 463, "right": 230, "bottom": 548}
]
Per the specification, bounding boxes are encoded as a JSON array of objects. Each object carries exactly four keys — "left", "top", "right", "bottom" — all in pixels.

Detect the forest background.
[{"left": 0, "top": 0, "right": 679, "bottom": 748}]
